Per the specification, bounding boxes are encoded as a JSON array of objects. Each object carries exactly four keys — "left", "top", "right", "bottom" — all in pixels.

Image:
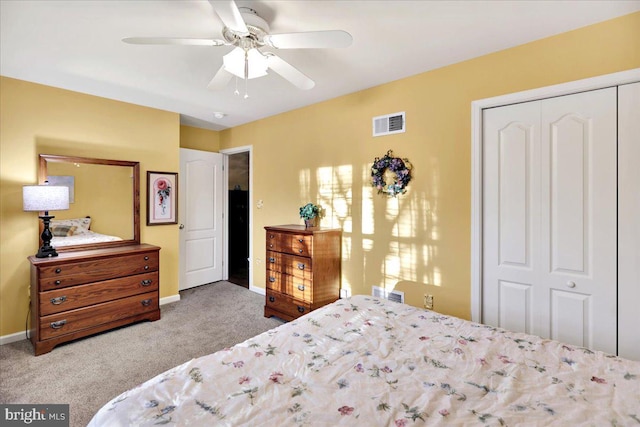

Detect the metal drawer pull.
[
  {"left": 50, "top": 320, "right": 66, "bottom": 329},
  {"left": 269, "top": 276, "right": 276, "bottom": 283},
  {"left": 269, "top": 234, "right": 274, "bottom": 239},
  {"left": 269, "top": 244, "right": 274, "bottom": 248},
  {"left": 269, "top": 257, "right": 275, "bottom": 263},
  {"left": 141, "top": 279, "right": 153, "bottom": 286},
  {"left": 297, "top": 263, "right": 305, "bottom": 270},
  {"left": 297, "top": 306, "right": 305, "bottom": 313},
  {"left": 50, "top": 296, "right": 67, "bottom": 305},
  {"left": 298, "top": 238, "right": 303, "bottom": 243},
  {"left": 144, "top": 265, "right": 149, "bottom": 270},
  {"left": 55, "top": 268, "right": 61, "bottom": 274},
  {"left": 298, "top": 249, "right": 304, "bottom": 254},
  {"left": 269, "top": 296, "right": 275, "bottom": 303},
  {"left": 144, "top": 256, "right": 149, "bottom": 261},
  {"left": 141, "top": 299, "right": 152, "bottom": 307},
  {"left": 54, "top": 280, "right": 61, "bottom": 286},
  {"left": 297, "top": 285, "right": 305, "bottom": 291}
]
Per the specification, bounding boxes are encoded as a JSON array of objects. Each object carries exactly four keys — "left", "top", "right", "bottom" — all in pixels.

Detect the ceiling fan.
[{"left": 123, "top": 0, "right": 353, "bottom": 96}]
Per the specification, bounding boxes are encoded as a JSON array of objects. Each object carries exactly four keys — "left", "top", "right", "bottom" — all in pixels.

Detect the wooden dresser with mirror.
[{"left": 28, "top": 154, "right": 161, "bottom": 355}]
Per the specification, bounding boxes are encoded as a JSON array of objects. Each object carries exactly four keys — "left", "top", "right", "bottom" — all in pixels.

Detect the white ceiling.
[{"left": 2, "top": 1, "right": 638, "bottom": 131}]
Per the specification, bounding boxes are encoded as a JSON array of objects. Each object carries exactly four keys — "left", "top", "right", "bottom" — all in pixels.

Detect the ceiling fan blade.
[
  {"left": 267, "top": 55, "right": 315, "bottom": 90},
  {"left": 264, "top": 30, "right": 352, "bottom": 49},
  {"left": 209, "top": 0, "right": 249, "bottom": 36},
  {"left": 207, "top": 65, "right": 234, "bottom": 90},
  {"left": 122, "top": 37, "right": 225, "bottom": 46}
]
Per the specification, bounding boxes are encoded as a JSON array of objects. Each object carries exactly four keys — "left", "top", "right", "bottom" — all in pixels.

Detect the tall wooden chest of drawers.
[
  {"left": 264, "top": 225, "right": 341, "bottom": 321},
  {"left": 28, "top": 244, "right": 161, "bottom": 355}
]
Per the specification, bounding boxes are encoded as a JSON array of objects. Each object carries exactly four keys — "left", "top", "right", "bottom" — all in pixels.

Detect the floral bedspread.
[{"left": 88, "top": 296, "right": 640, "bottom": 426}]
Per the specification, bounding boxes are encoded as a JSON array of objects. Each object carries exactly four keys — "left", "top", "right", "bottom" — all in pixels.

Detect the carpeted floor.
[{"left": 0, "top": 281, "right": 283, "bottom": 427}]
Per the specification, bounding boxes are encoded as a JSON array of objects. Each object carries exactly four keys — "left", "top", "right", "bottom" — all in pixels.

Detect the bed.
[
  {"left": 50, "top": 217, "right": 123, "bottom": 247},
  {"left": 88, "top": 295, "right": 640, "bottom": 426}
]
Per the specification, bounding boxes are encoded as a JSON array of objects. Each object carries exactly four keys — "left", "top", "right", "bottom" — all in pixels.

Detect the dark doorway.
[{"left": 227, "top": 152, "right": 249, "bottom": 288}]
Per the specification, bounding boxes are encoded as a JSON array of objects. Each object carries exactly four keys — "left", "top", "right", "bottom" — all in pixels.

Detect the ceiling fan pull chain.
[
  {"left": 244, "top": 49, "right": 249, "bottom": 99},
  {"left": 234, "top": 77, "right": 240, "bottom": 96}
]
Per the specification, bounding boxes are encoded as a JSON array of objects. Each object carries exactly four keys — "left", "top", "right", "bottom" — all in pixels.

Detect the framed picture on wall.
[{"left": 147, "top": 171, "right": 178, "bottom": 225}]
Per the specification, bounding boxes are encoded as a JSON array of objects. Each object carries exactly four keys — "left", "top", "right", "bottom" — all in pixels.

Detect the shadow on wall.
[{"left": 298, "top": 158, "right": 443, "bottom": 310}]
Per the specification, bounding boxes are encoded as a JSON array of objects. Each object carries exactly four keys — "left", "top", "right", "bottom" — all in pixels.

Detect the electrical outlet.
[{"left": 424, "top": 294, "right": 434, "bottom": 310}]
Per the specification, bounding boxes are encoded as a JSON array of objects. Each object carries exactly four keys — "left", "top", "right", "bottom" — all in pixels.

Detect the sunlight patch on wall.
[
  {"left": 298, "top": 168, "right": 312, "bottom": 202},
  {"left": 362, "top": 164, "right": 375, "bottom": 235},
  {"left": 316, "top": 165, "right": 352, "bottom": 232}
]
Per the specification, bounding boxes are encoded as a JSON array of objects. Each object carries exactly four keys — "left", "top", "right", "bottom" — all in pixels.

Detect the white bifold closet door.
[{"left": 482, "top": 88, "right": 617, "bottom": 354}]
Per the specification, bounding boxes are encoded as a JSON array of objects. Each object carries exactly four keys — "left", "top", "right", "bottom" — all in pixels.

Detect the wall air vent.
[
  {"left": 373, "top": 112, "right": 406, "bottom": 137},
  {"left": 371, "top": 286, "right": 405, "bottom": 304}
]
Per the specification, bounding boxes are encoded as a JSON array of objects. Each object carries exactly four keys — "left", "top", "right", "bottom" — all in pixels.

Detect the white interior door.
[
  {"left": 179, "top": 148, "right": 224, "bottom": 290},
  {"left": 482, "top": 88, "right": 617, "bottom": 354}
]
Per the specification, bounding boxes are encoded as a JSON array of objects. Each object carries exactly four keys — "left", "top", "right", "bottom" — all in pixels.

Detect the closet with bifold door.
[{"left": 481, "top": 80, "right": 640, "bottom": 360}]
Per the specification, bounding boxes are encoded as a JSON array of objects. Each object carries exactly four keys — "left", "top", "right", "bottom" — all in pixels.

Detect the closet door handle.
[
  {"left": 50, "top": 320, "right": 67, "bottom": 329},
  {"left": 50, "top": 296, "right": 67, "bottom": 305}
]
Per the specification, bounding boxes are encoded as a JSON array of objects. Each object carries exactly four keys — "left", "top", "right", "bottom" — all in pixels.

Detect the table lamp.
[{"left": 23, "top": 182, "right": 70, "bottom": 258}]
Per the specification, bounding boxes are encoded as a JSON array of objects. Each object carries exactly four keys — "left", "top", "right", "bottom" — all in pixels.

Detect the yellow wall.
[
  {"left": 0, "top": 77, "right": 180, "bottom": 337},
  {"left": 179, "top": 125, "right": 220, "bottom": 151},
  {"left": 220, "top": 12, "right": 640, "bottom": 319}
]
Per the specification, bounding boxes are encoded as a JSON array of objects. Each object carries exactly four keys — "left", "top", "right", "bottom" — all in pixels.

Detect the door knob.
[{"left": 179, "top": 224, "right": 185, "bottom": 229}]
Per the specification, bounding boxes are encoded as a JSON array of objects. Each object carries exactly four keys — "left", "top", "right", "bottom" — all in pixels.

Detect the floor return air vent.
[{"left": 371, "top": 286, "right": 405, "bottom": 303}]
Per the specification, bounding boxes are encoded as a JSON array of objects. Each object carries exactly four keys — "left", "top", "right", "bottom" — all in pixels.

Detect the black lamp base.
[
  {"left": 35, "top": 245, "right": 59, "bottom": 258},
  {"left": 35, "top": 213, "right": 58, "bottom": 258}
]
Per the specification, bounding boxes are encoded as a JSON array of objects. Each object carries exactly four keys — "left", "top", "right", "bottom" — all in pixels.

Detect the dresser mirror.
[{"left": 38, "top": 154, "right": 140, "bottom": 252}]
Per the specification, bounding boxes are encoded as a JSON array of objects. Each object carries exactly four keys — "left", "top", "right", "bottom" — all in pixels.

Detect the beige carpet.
[{"left": 0, "top": 281, "right": 283, "bottom": 427}]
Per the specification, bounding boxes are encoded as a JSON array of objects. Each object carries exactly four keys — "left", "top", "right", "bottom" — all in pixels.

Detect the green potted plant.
[{"left": 299, "top": 202, "right": 321, "bottom": 228}]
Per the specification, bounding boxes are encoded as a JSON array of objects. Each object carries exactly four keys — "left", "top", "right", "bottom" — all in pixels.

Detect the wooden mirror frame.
[{"left": 38, "top": 154, "right": 140, "bottom": 251}]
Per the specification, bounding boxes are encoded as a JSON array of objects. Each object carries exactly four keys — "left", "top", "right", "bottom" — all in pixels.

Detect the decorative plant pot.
[{"left": 304, "top": 218, "right": 316, "bottom": 228}]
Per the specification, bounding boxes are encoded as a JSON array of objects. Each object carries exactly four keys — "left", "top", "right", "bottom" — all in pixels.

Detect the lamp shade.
[
  {"left": 23, "top": 185, "right": 70, "bottom": 212},
  {"left": 223, "top": 47, "right": 268, "bottom": 79}
]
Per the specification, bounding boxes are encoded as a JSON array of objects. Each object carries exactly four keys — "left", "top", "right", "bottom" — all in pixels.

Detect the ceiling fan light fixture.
[{"left": 223, "top": 47, "right": 268, "bottom": 79}]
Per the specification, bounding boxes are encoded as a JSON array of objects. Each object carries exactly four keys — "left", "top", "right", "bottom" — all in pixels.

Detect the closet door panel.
[
  {"left": 539, "top": 88, "right": 616, "bottom": 353},
  {"left": 618, "top": 82, "right": 640, "bottom": 361}
]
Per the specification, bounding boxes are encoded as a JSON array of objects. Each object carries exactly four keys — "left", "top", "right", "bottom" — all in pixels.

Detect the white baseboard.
[
  {"left": 160, "top": 294, "right": 180, "bottom": 305},
  {"left": 0, "top": 330, "right": 27, "bottom": 345},
  {"left": 249, "top": 285, "right": 265, "bottom": 296}
]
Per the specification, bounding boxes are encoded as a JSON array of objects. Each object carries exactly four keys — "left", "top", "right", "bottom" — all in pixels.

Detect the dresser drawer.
[
  {"left": 266, "top": 232, "right": 313, "bottom": 256},
  {"left": 39, "top": 271, "right": 159, "bottom": 316},
  {"left": 289, "top": 234, "right": 313, "bottom": 257},
  {"left": 38, "top": 251, "right": 159, "bottom": 291},
  {"left": 39, "top": 291, "right": 158, "bottom": 340},
  {"left": 266, "top": 272, "right": 311, "bottom": 301},
  {"left": 265, "top": 290, "right": 311, "bottom": 318},
  {"left": 266, "top": 251, "right": 312, "bottom": 279}
]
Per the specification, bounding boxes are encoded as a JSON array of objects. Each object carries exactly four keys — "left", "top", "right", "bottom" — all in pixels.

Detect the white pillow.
[{"left": 51, "top": 217, "right": 91, "bottom": 235}]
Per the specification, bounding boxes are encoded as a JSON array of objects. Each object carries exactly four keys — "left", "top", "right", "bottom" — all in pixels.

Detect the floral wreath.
[{"left": 371, "top": 150, "right": 412, "bottom": 197}]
